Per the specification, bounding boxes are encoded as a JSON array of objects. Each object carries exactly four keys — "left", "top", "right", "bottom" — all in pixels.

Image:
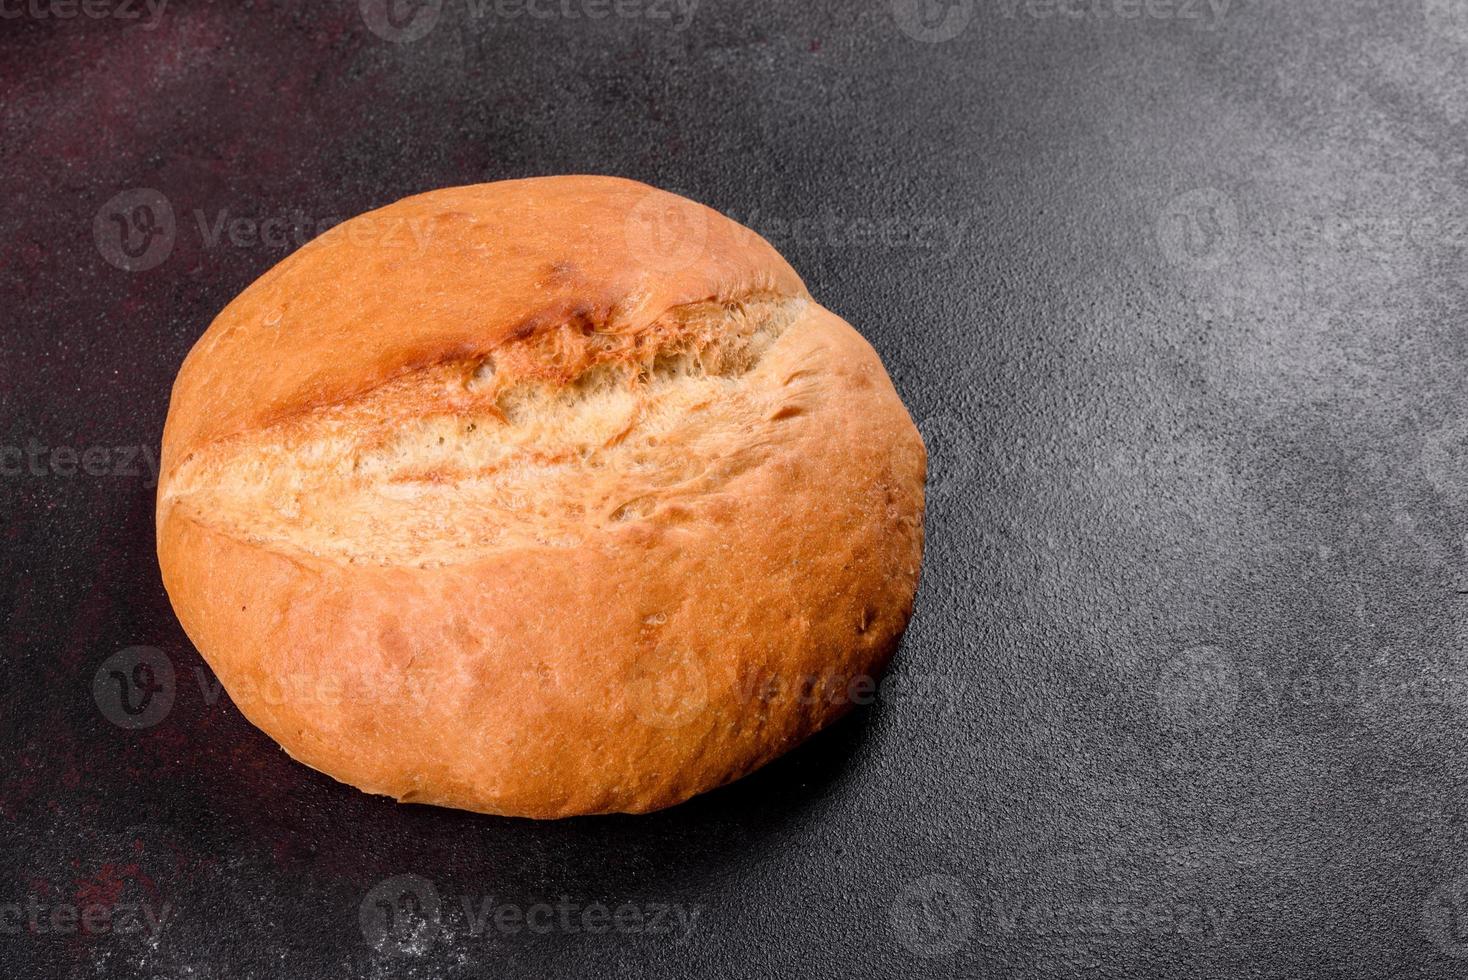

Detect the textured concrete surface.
[{"left": 5, "top": 0, "right": 1468, "bottom": 977}]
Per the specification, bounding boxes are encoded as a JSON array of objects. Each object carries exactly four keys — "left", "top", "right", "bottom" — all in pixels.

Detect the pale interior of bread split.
[{"left": 162, "top": 293, "right": 814, "bottom": 567}]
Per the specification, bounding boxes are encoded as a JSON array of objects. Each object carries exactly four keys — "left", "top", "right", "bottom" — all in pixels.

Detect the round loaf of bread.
[{"left": 156, "top": 176, "right": 926, "bottom": 818}]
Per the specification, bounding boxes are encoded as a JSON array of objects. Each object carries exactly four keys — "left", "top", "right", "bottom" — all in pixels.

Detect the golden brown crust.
[
  {"left": 160, "top": 177, "right": 806, "bottom": 471},
  {"left": 157, "top": 176, "right": 925, "bottom": 818}
]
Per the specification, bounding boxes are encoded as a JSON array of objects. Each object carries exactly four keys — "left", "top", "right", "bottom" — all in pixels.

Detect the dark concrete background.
[{"left": 5, "top": 0, "right": 1468, "bottom": 976}]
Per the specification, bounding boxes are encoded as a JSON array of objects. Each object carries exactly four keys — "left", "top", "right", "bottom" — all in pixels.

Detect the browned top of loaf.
[{"left": 161, "top": 176, "right": 808, "bottom": 473}]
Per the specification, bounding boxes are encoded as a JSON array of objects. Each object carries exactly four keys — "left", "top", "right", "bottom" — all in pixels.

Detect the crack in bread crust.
[{"left": 162, "top": 293, "right": 813, "bottom": 567}]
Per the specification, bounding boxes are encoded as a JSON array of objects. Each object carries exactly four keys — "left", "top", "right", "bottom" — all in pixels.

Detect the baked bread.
[{"left": 156, "top": 176, "right": 926, "bottom": 818}]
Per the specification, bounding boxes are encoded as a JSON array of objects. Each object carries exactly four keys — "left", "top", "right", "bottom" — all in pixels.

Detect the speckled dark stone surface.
[{"left": 6, "top": 0, "right": 1468, "bottom": 977}]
